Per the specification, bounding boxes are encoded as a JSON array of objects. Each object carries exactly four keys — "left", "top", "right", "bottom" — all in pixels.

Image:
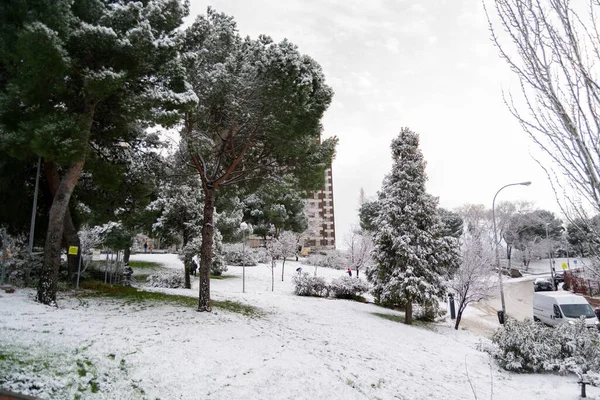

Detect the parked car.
[
  {"left": 533, "top": 277, "right": 553, "bottom": 292},
  {"left": 533, "top": 292, "right": 599, "bottom": 329},
  {"left": 553, "top": 271, "right": 565, "bottom": 285}
]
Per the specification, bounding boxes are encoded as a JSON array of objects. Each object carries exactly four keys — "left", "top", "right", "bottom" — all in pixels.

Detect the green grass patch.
[
  {"left": 128, "top": 260, "right": 162, "bottom": 269},
  {"left": 79, "top": 280, "right": 263, "bottom": 317},
  {"left": 210, "top": 274, "right": 236, "bottom": 280},
  {"left": 372, "top": 312, "right": 429, "bottom": 327}
]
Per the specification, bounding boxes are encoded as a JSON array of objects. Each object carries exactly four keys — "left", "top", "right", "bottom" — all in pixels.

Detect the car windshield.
[
  {"left": 560, "top": 304, "right": 596, "bottom": 318},
  {"left": 535, "top": 279, "right": 550, "bottom": 284}
]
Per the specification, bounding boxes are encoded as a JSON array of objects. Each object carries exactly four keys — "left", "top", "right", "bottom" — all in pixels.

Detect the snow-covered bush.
[
  {"left": 251, "top": 247, "right": 269, "bottom": 264},
  {"left": 328, "top": 276, "right": 370, "bottom": 299},
  {"left": 413, "top": 305, "right": 446, "bottom": 322},
  {"left": 223, "top": 244, "right": 258, "bottom": 266},
  {"left": 491, "top": 317, "right": 600, "bottom": 383},
  {"left": 181, "top": 232, "right": 228, "bottom": 276},
  {"left": 492, "top": 318, "right": 564, "bottom": 372},
  {"left": 305, "top": 250, "right": 347, "bottom": 270},
  {"left": 146, "top": 271, "right": 185, "bottom": 288},
  {"left": 293, "top": 273, "right": 328, "bottom": 297},
  {"left": 211, "top": 230, "right": 227, "bottom": 276}
]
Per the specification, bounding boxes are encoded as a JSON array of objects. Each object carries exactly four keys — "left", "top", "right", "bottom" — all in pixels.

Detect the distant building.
[{"left": 302, "top": 166, "right": 336, "bottom": 252}]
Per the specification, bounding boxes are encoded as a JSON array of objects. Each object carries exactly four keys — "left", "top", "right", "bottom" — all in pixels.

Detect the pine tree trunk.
[
  {"left": 281, "top": 257, "right": 286, "bottom": 281},
  {"left": 37, "top": 161, "right": 85, "bottom": 305},
  {"left": 45, "top": 160, "right": 80, "bottom": 279},
  {"left": 405, "top": 300, "right": 413, "bottom": 325},
  {"left": 198, "top": 187, "right": 215, "bottom": 312}
]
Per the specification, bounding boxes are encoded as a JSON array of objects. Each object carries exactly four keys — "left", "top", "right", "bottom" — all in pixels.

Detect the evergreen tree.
[
  {"left": 181, "top": 9, "right": 336, "bottom": 311},
  {"left": 0, "top": 0, "right": 195, "bottom": 305},
  {"left": 242, "top": 175, "right": 308, "bottom": 239},
  {"left": 366, "top": 128, "right": 460, "bottom": 324},
  {"left": 438, "top": 208, "right": 463, "bottom": 239}
]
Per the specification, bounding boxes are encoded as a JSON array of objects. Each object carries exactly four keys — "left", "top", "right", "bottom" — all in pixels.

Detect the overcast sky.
[{"left": 186, "top": 1, "right": 561, "bottom": 246}]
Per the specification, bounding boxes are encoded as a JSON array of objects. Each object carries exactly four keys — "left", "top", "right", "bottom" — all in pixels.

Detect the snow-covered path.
[{"left": 1, "top": 253, "right": 596, "bottom": 399}]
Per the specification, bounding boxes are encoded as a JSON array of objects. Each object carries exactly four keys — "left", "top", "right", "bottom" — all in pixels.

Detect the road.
[{"left": 459, "top": 275, "right": 552, "bottom": 336}]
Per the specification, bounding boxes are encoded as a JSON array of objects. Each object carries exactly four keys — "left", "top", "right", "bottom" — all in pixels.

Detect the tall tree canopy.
[
  {"left": 366, "top": 128, "right": 460, "bottom": 325},
  {"left": 181, "top": 9, "right": 337, "bottom": 311},
  {"left": 0, "top": 0, "right": 195, "bottom": 305}
]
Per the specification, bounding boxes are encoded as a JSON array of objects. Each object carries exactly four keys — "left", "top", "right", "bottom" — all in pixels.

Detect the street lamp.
[
  {"left": 492, "top": 181, "right": 531, "bottom": 322},
  {"left": 545, "top": 222, "right": 556, "bottom": 290},
  {"left": 240, "top": 222, "right": 248, "bottom": 293}
]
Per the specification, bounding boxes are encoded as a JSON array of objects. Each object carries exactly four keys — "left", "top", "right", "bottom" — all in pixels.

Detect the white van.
[{"left": 533, "top": 292, "right": 599, "bottom": 329}]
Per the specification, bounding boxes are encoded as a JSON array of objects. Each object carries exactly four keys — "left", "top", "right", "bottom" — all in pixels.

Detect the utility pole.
[{"left": 28, "top": 157, "right": 42, "bottom": 256}]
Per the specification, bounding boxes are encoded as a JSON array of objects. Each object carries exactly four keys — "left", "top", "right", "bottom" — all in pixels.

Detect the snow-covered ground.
[{"left": 1, "top": 253, "right": 598, "bottom": 399}]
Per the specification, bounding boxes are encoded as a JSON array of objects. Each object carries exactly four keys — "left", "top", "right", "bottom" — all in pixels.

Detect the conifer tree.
[
  {"left": 182, "top": 9, "right": 336, "bottom": 311},
  {"left": 366, "top": 128, "right": 460, "bottom": 324},
  {"left": 0, "top": 0, "right": 195, "bottom": 305}
]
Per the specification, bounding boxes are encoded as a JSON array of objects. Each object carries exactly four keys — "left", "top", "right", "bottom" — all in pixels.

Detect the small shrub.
[
  {"left": 413, "top": 305, "right": 446, "bottom": 322},
  {"left": 293, "top": 273, "right": 328, "bottom": 296},
  {"left": 145, "top": 271, "right": 185, "bottom": 288},
  {"left": 223, "top": 244, "right": 258, "bottom": 266},
  {"left": 251, "top": 247, "right": 269, "bottom": 264},
  {"left": 328, "top": 276, "right": 370, "bottom": 299}
]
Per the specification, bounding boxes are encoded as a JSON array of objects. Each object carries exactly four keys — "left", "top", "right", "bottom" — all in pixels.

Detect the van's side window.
[{"left": 553, "top": 304, "right": 562, "bottom": 318}]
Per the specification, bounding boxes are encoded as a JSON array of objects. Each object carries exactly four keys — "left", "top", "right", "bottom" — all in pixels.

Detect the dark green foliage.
[
  {"left": 438, "top": 208, "right": 463, "bottom": 238},
  {"left": 242, "top": 176, "right": 308, "bottom": 238},
  {"left": 182, "top": 8, "right": 337, "bottom": 193},
  {"left": 508, "top": 209, "right": 563, "bottom": 252},
  {"left": 358, "top": 200, "right": 380, "bottom": 232}
]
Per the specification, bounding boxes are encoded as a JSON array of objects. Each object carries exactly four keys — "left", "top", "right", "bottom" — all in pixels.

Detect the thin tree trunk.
[
  {"left": 281, "top": 257, "right": 286, "bottom": 281},
  {"left": 454, "top": 299, "right": 467, "bottom": 330},
  {"left": 182, "top": 234, "right": 191, "bottom": 289},
  {"left": 405, "top": 300, "right": 413, "bottom": 325},
  {"left": 454, "top": 310, "right": 463, "bottom": 330},
  {"left": 271, "top": 260, "right": 275, "bottom": 291},
  {"left": 37, "top": 161, "right": 85, "bottom": 305},
  {"left": 198, "top": 187, "right": 216, "bottom": 312}
]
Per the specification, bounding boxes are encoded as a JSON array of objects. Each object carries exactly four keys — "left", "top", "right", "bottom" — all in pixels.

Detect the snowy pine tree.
[{"left": 366, "top": 128, "right": 460, "bottom": 324}]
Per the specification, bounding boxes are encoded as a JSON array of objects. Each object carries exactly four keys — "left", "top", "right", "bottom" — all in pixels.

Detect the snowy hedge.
[
  {"left": 146, "top": 271, "right": 185, "bottom": 288},
  {"left": 292, "top": 273, "right": 328, "bottom": 297},
  {"left": 292, "top": 273, "right": 370, "bottom": 299},
  {"left": 223, "top": 244, "right": 258, "bottom": 266},
  {"left": 491, "top": 318, "right": 600, "bottom": 384},
  {"left": 328, "top": 276, "right": 370, "bottom": 299},
  {"left": 305, "top": 250, "right": 347, "bottom": 270}
]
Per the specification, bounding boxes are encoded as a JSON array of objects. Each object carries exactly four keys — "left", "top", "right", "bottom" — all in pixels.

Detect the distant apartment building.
[{"left": 302, "top": 166, "right": 336, "bottom": 252}]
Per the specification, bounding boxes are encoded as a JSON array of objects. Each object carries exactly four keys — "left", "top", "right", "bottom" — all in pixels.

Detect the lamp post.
[
  {"left": 28, "top": 156, "right": 42, "bottom": 256},
  {"left": 240, "top": 222, "right": 248, "bottom": 293},
  {"left": 545, "top": 223, "right": 556, "bottom": 290},
  {"left": 492, "top": 181, "right": 531, "bottom": 321}
]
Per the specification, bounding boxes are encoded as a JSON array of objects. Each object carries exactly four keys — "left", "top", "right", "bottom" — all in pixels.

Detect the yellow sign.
[
  {"left": 561, "top": 262, "right": 568, "bottom": 270},
  {"left": 68, "top": 246, "right": 79, "bottom": 255}
]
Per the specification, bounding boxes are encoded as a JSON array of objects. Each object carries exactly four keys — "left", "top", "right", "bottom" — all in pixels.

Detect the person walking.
[
  {"left": 347, "top": 268, "right": 352, "bottom": 277},
  {"left": 143, "top": 242, "right": 148, "bottom": 253}
]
